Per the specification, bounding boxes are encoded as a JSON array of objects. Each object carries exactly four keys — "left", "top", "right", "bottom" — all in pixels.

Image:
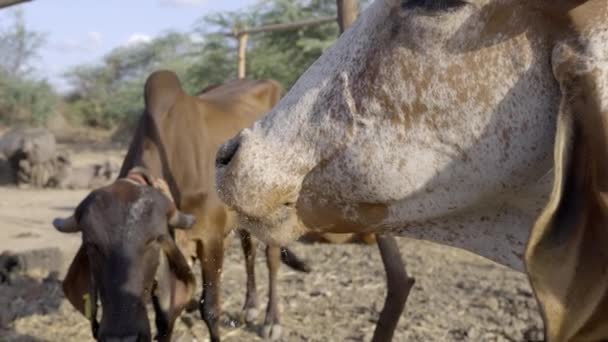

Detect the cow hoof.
[
  {"left": 260, "top": 323, "right": 282, "bottom": 341},
  {"left": 243, "top": 308, "right": 259, "bottom": 324}
]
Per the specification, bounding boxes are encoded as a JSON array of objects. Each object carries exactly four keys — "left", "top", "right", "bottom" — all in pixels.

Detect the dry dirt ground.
[{"left": 0, "top": 142, "right": 544, "bottom": 342}]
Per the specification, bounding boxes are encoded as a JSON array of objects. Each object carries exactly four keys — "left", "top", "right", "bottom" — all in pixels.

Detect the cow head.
[
  {"left": 217, "top": 0, "right": 608, "bottom": 340},
  {"left": 53, "top": 167, "right": 196, "bottom": 341},
  {"left": 216, "top": 0, "right": 580, "bottom": 243}
]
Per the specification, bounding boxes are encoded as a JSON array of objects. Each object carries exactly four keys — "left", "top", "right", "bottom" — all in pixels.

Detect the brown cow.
[{"left": 53, "top": 71, "right": 310, "bottom": 342}]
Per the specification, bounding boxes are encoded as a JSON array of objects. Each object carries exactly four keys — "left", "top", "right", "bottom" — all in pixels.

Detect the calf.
[{"left": 53, "top": 168, "right": 196, "bottom": 341}]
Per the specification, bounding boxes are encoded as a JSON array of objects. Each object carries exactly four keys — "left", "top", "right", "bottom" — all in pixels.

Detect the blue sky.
[{"left": 1, "top": 0, "right": 257, "bottom": 90}]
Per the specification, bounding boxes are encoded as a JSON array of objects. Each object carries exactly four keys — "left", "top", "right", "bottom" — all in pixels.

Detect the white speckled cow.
[{"left": 216, "top": 0, "right": 608, "bottom": 340}]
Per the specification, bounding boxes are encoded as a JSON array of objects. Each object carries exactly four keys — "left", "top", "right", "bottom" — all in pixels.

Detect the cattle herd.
[{"left": 7, "top": 0, "right": 607, "bottom": 341}]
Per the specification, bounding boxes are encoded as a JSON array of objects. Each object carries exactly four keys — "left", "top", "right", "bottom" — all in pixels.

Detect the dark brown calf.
[{"left": 53, "top": 169, "right": 196, "bottom": 342}]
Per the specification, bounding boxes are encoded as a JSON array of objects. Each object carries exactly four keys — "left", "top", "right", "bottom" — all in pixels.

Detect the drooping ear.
[
  {"left": 63, "top": 246, "right": 99, "bottom": 338},
  {"left": 62, "top": 246, "right": 91, "bottom": 316},
  {"left": 153, "top": 235, "right": 196, "bottom": 337},
  {"left": 525, "top": 2, "right": 608, "bottom": 341}
]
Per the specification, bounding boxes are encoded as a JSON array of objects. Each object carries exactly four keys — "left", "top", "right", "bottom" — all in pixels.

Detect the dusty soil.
[{"left": 0, "top": 141, "right": 544, "bottom": 342}]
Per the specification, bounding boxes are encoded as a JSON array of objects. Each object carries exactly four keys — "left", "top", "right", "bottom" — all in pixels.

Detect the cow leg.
[
  {"left": 197, "top": 234, "right": 225, "bottom": 342},
  {"left": 371, "top": 234, "right": 415, "bottom": 342},
  {"left": 175, "top": 230, "right": 198, "bottom": 313},
  {"left": 239, "top": 229, "right": 260, "bottom": 323},
  {"left": 152, "top": 252, "right": 186, "bottom": 342},
  {"left": 261, "top": 245, "right": 282, "bottom": 340},
  {"left": 152, "top": 286, "right": 178, "bottom": 342}
]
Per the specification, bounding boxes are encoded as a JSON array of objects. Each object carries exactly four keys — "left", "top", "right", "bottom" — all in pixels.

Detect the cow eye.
[{"left": 401, "top": 0, "right": 468, "bottom": 12}]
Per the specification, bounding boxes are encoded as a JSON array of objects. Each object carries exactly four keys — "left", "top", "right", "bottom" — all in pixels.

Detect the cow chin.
[{"left": 235, "top": 206, "right": 306, "bottom": 246}]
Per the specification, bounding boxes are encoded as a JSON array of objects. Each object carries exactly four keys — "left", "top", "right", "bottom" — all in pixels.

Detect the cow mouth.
[
  {"left": 234, "top": 204, "right": 303, "bottom": 246},
  {"left": 282, "top": 201, "right": 296, "bottom": 208}
]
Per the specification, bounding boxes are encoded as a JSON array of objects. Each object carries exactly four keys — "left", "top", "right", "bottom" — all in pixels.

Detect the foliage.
[
  {"left": 0, "top": 9, "right": 57, "bottom": 126},
  {"left": 0, "top": 9, "right": 46, "bottom": 78},
  {"left": 64, "top": 0, "right": 370, "bottom": 129},
  {"left": 63, "top": 31, "right": 199, "bottom": 128},
  {"left": 188, "top": 0, "right": 343, "bottom": 90}
]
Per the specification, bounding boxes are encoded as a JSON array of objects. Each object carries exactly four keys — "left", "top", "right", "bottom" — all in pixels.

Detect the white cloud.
[
  {"left": 54, "top": 31, "right": 103, "bottom": 53},
  {"left": 87, "top": 31, "right": 103, "bottom": 48},
  {"left": 125, "top": 33, "right": 152, "bottom": 46},
  {"left": 159, "top": 0, "right": 208, "bottom": 7},
  {"left": 189, "top": 33, "right": 204, "bottom": 43}
]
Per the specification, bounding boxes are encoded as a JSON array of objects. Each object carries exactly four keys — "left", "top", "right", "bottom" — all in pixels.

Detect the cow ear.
[
  {"left": 153, "top": 235, "right": 195, "bottom": 336},
  {"left": 62, "top": 246, "right": 91, "bottom": 316},
  {"left": 525, "top": 3, "right": 608, "bottom": 341},
  {"left": 167, "top": 209, "right": 196, "bottom": 230},
  {"left": 53, "top": 192, "right": 96, "bottom": 233},
  {"left": 53, "top": 216, "right": 80, "bottom": 233}
]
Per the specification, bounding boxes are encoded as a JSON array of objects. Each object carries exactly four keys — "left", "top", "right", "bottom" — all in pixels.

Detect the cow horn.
[
  {"left": 168, "top": 211, "right": 196, "bottom": 230},
  {"left": 53, "top": 216, "right": 81, "bottom": 233}
]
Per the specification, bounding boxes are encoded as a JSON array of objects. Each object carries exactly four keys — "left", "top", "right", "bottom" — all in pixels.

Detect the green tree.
[
  {"left": 63, "top": 0, "right": 370, "bottom": 129},
  {"left": 0, "top": 9, "right": 45, "bottom": 77},
  {"left": 64, "top": 31, "right": 198, "bottom": 128},
  {"left": 188, "top": 0, "right": 345, "bottom": 90},
  {"left": 0, "top": 9, "right": 57, "bottom": 125}
]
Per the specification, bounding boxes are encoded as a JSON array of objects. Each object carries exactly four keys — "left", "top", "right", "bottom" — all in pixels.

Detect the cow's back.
[
  {"left": 198, "top": 78, "right": 283, "bottom": 145},
  {"left": 120, "top": 72, "right": 283, "bottom": 218}
]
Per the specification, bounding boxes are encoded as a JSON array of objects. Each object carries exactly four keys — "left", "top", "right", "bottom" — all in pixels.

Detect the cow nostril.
[{"left": 216, "top": 138, "right": 240, "bottom": 167}]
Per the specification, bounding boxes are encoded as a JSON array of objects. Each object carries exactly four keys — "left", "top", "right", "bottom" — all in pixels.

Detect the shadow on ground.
[{"left": 0, "top": 257, "right": 63, "bottom": 342}]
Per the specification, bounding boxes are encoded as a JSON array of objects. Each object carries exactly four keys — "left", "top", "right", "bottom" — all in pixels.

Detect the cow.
[
  {"left": 215, "top": 1, "right": 608, "bottom": 341},
  {"left": 52, "top": 72, "right": 312, "bottom": 342},
  {"left": 53, "top": 167, "right": 197, "bottom": 342}
]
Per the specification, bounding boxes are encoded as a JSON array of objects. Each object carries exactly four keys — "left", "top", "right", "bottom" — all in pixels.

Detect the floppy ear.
[
  {"left": 56, "top": 192, "right": 99, "bottom": 337},
  {"left": 62, "top": 246, "right": 91, "bottom": 316},
  {"left": 63, "top": 245, "right": 100, "bottom": 339},
  {"left": 56, "top": 195, "right": 90, "bottom": 311},
  {"left": 525, "top": 2, "right": 608, "bottom": 341},
  {"left": 152, "top": 235, "right": 196, "bottom": 337}
]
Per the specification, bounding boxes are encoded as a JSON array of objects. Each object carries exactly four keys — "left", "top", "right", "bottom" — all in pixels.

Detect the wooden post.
[
  {"left": 227, "top": 17, "right": 336, "bottom": 79},
  {"left": 237, "top": 32, "right": 249, "bottom": 79},
  {"left": 336, "top": 0, "right": 359, "bottom": 33}
]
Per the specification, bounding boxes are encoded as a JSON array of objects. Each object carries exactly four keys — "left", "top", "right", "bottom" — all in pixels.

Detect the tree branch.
[{"left": 0, "top": 0, "right": 32, "bottom": 10}]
